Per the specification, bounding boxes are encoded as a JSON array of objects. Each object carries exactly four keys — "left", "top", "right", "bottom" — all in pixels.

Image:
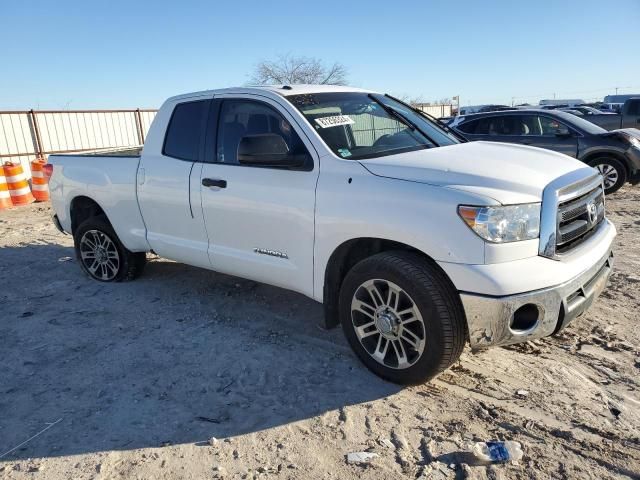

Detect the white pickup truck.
[{"left": 48, "top": 85, "right": 616, "bottom": 384}]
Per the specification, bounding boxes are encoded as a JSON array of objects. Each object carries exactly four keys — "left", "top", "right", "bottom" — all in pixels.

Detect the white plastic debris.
[{"left": 346, "top": 451, "right": 378, "bottom": 464}]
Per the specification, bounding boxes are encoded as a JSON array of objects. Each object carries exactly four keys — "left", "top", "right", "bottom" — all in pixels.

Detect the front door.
[
  {"left": 523, "top": 115, "right": 579, "bottom": 158},
  {"left": 199, "top": 94, "right": 319, "bottom": 297}
]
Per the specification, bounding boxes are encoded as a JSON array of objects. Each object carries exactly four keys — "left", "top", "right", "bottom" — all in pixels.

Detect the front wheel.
[
  {"left": 589, "top": 157, "right": 627, "bottom": 194},
  {"left": 73, "top": 215, "right": 146, "bottom": 282},
  {"left": 339, "top": 251, "right": 466, "bottom": 385}
]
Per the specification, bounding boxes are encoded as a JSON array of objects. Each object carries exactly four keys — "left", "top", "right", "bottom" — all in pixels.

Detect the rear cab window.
[{"left": 163, "top": 100, "right": 208, "bottom": 161}]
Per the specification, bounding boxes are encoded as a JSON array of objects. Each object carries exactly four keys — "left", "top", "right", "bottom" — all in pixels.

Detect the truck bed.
[
  {"left": 47, "top": 150, "right": 150, "bottom": 253},
  {"left": 66, "top": 146, "right": 143, "bottom": 157}
]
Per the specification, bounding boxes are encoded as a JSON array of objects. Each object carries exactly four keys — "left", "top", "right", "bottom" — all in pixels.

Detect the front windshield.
[{"left": 287, "top": 92, "right": 459, "bottom": 160}]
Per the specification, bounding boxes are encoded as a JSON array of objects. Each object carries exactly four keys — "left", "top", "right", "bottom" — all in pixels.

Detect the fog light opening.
[{"left": 511, "top": 303, "right": 540, "bottom": 331}]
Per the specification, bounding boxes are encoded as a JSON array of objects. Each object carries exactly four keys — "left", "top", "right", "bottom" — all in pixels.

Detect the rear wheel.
[
  {"left": 73, "top": 215, "right": 146, "bottom": 282},
  {"left": 339, "top": 251, "right": 466, "bottom": 384},
  {"left": 589, "top": 157, "right": 626, "bottom": 194}
]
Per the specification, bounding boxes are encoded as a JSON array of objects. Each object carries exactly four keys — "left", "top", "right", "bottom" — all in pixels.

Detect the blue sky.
[{"left": 1, "top": 0, "right": 638, "bottom": 109}]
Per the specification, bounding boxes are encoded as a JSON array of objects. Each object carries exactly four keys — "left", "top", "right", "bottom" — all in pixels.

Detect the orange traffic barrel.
[
  {"left": 3, "top": 161, "right": 35, "bottom": 206},
  {"left": 30, "top": 158, "right": 50, "bottom": 202},
  {"left": 0, "top": 170, "right": 12, "bottom": 209}
]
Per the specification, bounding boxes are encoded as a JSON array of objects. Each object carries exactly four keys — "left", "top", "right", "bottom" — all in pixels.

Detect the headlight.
[
  {"left": 628, "top": 136, "right": 640, "bottom": 149},
  {"left": 458, "top": 203, "right": 541, "bottom": 243}
]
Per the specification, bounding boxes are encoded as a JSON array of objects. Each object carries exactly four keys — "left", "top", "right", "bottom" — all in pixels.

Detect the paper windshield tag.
[{"left": 314, "top": 115, "right": 355, "bottom": 129}]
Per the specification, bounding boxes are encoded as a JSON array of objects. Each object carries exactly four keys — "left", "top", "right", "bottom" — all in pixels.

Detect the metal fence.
[
  {"left": 351, "top": 114, "right": 405, "bottom": 146},
  {"left": 0, "top": 109, "right": 157, "bottom": 176}
]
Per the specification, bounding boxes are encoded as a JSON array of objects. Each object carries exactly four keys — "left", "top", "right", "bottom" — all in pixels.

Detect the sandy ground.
[{"left": 0, "top": 188, "right": 638, "bottom": 480}]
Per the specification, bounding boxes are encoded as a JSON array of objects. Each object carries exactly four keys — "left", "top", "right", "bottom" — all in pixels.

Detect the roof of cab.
[{"left": 165, "top": 84, "right": 374, "bottom": 104}]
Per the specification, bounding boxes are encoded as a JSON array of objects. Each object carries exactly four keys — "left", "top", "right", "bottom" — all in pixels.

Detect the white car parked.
[{"left": 47, "top": 85, "right": 616, "bottom": 384}]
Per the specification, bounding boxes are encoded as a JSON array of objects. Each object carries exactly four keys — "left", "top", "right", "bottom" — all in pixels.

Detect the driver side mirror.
[{"left": 237, "top": 134, "right": 307, "bottom": 168}]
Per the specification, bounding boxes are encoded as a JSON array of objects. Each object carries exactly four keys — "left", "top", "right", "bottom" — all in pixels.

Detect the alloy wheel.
[
  {"left": 79, "top": 229, "right": 120, "bottom": 280},
  {"left": 350, "top": 279, "right": 426, "bottom": 369},
  {"left": 596, "top": 163, "right": 619, "bottom": 189}
]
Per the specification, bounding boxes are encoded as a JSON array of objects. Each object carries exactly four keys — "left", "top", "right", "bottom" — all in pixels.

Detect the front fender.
[{"left": 313, "top": 160, "right": 490, "bottom": 302}]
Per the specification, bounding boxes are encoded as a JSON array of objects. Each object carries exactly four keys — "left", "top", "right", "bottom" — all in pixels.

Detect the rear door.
[
  {"left": 456, "top": 115, "right": 520, "bottom": 144},
  {"left": 199, "top": 94, "right": 319, "bottom": 297},
  {"left": 137, "top": 97, "right": 212, "bottom": 268}
]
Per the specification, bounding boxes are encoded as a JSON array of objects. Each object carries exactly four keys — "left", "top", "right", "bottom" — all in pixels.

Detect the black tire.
[
  {"left": 588, "top": 157, "right": 627, "bottom": 194},
  {"left": 73, "top": 215, "right": 146, "bottom": 282},
  {"left": 339, "top": 251, "right": 466, "bottom": 385}
]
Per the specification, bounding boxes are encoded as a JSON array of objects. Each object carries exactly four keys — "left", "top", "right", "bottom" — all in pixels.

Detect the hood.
[
  {"left": 606, "top": 128, "right": 640, "bottom": 141},
  {"left": 358, "top": 141, "right": 589, "bottom": 204}
]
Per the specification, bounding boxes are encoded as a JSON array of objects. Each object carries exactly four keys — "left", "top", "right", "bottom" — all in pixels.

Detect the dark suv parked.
[{"left": 450, "top": 109, "right": 640, "bottom": 194}]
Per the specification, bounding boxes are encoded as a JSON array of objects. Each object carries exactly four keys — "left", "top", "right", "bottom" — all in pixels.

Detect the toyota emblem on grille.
[{"left": 587, "top": 201, "right": 598, "bottom": 225}]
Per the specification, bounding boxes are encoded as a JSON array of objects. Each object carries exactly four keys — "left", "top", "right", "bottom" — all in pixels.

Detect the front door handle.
[{"left": 202, "top": 178, "right": 227, "bottom": 188}]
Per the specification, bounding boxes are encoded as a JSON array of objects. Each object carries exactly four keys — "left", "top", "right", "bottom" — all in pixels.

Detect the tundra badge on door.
[{"left": 254, "top": 247, "right": 288, "bottom": 259}]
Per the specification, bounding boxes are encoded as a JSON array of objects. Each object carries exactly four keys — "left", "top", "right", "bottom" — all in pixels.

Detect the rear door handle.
[{"left": 202, "top": 178, "right": 227, "bottom": 188}]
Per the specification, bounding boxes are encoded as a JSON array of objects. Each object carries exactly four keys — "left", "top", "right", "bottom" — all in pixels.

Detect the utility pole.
[{"left": 615, "top": 86, "right": 619, "bottom": 94}]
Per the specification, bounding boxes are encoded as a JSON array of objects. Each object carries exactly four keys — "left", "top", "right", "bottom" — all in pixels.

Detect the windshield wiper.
[
  {"left": 367, "top": 94, "right": 416, "bottom": 131},
  {"left": 368, "top": 94, "right": 438, "bottom": 147},
  {"left": 383, "top": 94, "right": 467, "bottom": 143}
]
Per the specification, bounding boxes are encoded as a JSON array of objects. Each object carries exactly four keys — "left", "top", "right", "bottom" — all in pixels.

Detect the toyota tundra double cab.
[{"left": 47, "top": 85, "right": 616, "bottom": 384}]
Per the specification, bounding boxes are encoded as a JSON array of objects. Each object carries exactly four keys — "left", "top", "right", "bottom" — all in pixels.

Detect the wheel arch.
[
  {"left": 582, "top": 150, "right": 630, "bottom": 178},
  {"left": 69, "top": 196, "right": 110, "bottom": 234},
  {"left": 322, "top": 237, "right": 457, "bottom": 329}
]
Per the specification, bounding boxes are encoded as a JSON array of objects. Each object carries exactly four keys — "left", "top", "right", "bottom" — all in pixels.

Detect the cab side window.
[
  {"left": 538, "top": 116, "right": 570, "bottom": 136},
  {"left": 216, "top": 100, "right": 308, "bottom": 165},
  {"left": 163, "top": 100, "right": 207, "bottom": 161}
]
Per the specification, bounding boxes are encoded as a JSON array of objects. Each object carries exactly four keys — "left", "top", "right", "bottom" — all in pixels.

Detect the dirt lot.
[{"left": 0, "top": 188, "right": 639, "bottom": 480}]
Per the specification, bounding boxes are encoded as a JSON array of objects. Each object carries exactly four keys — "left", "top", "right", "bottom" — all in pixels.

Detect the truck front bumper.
[{"left": 460, "top": 249, "right": 613, "bottom": 349}]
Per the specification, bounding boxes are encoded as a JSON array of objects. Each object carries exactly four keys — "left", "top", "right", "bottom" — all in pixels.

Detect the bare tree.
[
  {"left": 433, "top": 97, "right": 452, "bottom": 105},
  {"left": 395, "top": 94, "right": 428, "bottom": 106},
  {"left": 250, "top": 54, "right": 348, "bottom": 85},
  {"left": 396, "top": 95, "right": 454, "bottom": 107}
]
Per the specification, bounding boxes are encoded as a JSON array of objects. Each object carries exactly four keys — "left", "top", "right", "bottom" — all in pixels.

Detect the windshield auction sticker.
[{"left": 314, "top": 115, "right": 355, "bottom": 129}]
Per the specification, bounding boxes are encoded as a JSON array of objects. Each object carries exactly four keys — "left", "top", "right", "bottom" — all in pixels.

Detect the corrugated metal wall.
[
  {"left": 414, "top": 104, "right": 453, "bottom": 118},
  {"left": 0, "top": 109, "right": 156, "bottom": 176}
]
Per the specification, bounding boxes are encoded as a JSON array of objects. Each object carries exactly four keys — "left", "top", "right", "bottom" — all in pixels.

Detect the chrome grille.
[
  {"left": 539, "top": 169, "right": 605, "bottom": 259},
  {"left": 556, "top": 185, "right": 605, "bottom": 253}
]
